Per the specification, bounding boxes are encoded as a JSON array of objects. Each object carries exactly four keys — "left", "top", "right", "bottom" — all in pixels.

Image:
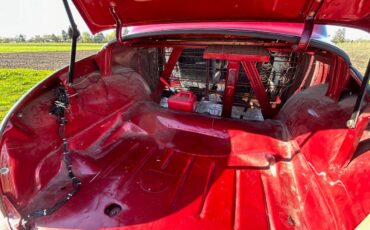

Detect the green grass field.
[
  {"left": 337, "top": 41, "right": 370, "bottom": 75},
  {"left": 0, "top": 69, "right": 52, "bottom": 120},
  {"left": 0, "top": 42, "right": 102, "bottom": 53}
]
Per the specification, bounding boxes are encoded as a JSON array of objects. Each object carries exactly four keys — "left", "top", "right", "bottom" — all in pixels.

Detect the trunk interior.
[{"left": 1, "top": 36, "right": 369, "bottom": 229}]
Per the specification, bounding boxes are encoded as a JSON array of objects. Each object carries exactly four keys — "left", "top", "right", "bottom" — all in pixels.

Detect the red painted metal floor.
[{"left": 28, "top": 102, "right": 326, "bottom": 229}]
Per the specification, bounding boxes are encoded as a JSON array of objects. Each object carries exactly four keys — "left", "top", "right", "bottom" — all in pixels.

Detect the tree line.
[
  {"left": 331, "top": 28, "right": 346, "bottom": 44},
  {"left": 2, "top": 28, "right": 364, "bottom": 44},
  {"left": 0, "top": 30, "right": 116, "bottom": 43}
]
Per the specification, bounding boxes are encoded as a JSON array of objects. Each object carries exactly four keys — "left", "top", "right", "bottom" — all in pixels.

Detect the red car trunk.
[
  {"left": 72, "top": 0, "right": 370, "bottom": 33},
  {"left": 0, "top": 0, "right": 369, "bottom": 229}
]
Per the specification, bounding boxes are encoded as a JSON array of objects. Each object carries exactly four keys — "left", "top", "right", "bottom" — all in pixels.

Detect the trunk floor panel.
[
  {"left": 31, "top": 102, "right": 326, "bottom": 229},
  {"left": 34, "top": 150, "right": 298, "bottom": 229}
]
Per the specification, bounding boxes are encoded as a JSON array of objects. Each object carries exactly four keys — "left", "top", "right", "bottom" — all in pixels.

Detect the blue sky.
[{"left": 1, "top": 0, "right": 369, "bottom": 40}]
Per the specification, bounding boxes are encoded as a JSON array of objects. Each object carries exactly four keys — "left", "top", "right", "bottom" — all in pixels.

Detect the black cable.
[{"left": 21, "top": 86, "right": 81, "bottom": 229}]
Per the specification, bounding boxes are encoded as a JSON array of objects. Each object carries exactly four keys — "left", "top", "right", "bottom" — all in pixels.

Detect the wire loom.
[{"left": 21, "top": 86, "right": 82, "bottom": 229}]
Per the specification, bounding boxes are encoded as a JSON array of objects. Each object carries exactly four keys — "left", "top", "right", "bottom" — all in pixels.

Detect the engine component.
[
  {"left": 260, "top": 52, "right": 297, "bottom": 101},
  {"left": 159, "top": 48, "right": 297, "bottom": 120},
  {"left": 196, "top": 100, "right": 223, "bottom": 116}
]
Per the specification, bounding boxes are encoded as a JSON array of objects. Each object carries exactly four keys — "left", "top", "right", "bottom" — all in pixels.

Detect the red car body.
[{"left": 0, "top": 0, "right": 369, "bottom": 229}]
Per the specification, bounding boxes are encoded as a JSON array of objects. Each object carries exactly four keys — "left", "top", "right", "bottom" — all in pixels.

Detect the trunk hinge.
[
  {"left": 295, "top": 0, "right": 324, "bottom": 51},
  {"left": 62, "top": 0, "right": 80, "bottom": 85},
  {"left": 109, "top": 6, "right": 123, "bottom": 45},
  {"left": 347, "top": 59, "right": 370, "bottom": 128}
]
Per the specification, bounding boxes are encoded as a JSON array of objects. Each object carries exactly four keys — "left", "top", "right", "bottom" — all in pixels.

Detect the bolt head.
[{"left": 346, "top": 119, "right": 355, "bottom": 128}]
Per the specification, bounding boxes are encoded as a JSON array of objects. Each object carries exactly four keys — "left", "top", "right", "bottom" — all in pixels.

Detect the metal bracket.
[
  {"left": 295, "top": 0, "right": 324, "bottom": 51},
  {"left": 241, "top": 61, "right": 274, "bottom": 118},
  {"left": 222, "top": 61, "right": 240, "bottom": 117},
  {"left": 109, "top": 6, "right": 123, "bottom": 45},
  {"left": 151, "top": 47, "right": 184, "bottom": 101}
]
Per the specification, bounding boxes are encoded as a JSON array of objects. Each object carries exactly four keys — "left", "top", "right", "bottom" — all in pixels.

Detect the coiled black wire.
[{"left": 21, "top": 86, "right": 81, "bottom": 229}]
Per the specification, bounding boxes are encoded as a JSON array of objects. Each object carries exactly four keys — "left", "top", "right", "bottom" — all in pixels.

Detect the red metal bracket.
[
  {"left": 296, "top": 0, "right": 324, "bottom": 51},
  {"left": 203, "top": 46, "right": 270, "bottom": 62},
  {"left": 95, "top": 44, "right": 113, "bottom": 76},
  {"left": 152, "top": 47, "right": 184, "bottom": 101},
  {"left": 333, "top": 113, "right": 369, "bottom": 169},
  {"left": 326, "top": 56, "right": 350, "bottom": 100},
  {"left": 222, "top": 61, "right": 240, "bottom": 117},
  {"left": 241, "top": 61, "right": 274, "bottom": 118},
  {"left": 109, "top": 6, "right": 123, "bottom": 45}
]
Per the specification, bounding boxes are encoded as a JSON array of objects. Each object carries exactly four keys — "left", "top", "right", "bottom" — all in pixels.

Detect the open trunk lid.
[{"left": 72, "top": 0, "right": 370, "bottom": 34}]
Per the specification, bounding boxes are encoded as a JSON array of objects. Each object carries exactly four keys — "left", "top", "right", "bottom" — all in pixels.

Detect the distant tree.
[
  {"left": 50, "top": 34, "right": 61, "bottom": 42},
  {"left": 0, "top": 37, "right": 11, "bottom": 43},
  {"left": 81, "top": 32, "right": 93, "bottom": 43},
  {"left": 20, "top": 34, "right": 26, "bottom": 42},
  {"left": 104, "top": 31, "right": 116, "bottom": 42},
  {"left": 331, "top": 28, "right": 346, "bottom": 43},
  {"left": 42, "top": 34, "right": 52, "bottom": 42},
  {"left": 68, "top": 27, "right": 73, "bottom": 39},
  {"left": 123, "top": 27, "right": 129, "bottom": 35},
  {"left": 29, "top": 35, "right": 44, "bottom": 42},
  {"left": 2, "top": 37, "right": 13, "bottom": 43},
  {"left": 93, "top": 32, "right": 105, "bottom": 43},
  {"left": 61, "top": 30, "right": 68, "bottom": 42},
  {"left": 15, "top": 34, "right": 26, "bottom": 42},
  {"left": 36, "top": 35, "right": 43, "bottom": 42},
  {"left": 102, "top": 28, "right": 129, "bottom": 42}
]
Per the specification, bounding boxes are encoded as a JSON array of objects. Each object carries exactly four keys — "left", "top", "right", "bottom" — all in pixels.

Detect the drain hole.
[{"left": 104, "top": 203, "right": 122, "bottom": 217}]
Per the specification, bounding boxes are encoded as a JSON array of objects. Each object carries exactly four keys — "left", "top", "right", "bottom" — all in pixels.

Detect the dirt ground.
[{"left": 0, "top": 50, "right": 97, "bottom": 70}]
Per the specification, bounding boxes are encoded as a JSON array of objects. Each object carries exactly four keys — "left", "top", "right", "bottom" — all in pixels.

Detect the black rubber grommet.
[{"left": 104, "top": 203, "right": 122, "bottom": 217}]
